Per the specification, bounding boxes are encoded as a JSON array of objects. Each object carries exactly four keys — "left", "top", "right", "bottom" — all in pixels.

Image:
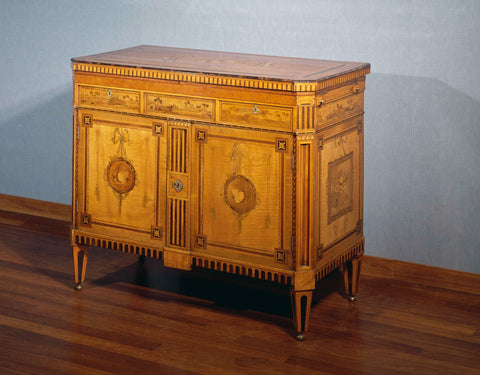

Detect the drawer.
[
  {"left": 316, "top": 93, "right": 364, "bottom": 128},
  {"left": 78, "top": 85, "right": 141, "bottom": 113},
  {"left": 144, "top": 93, "right": 215, "bottom": 122},
  {"left": 316, "top": 78, "right": 365, "bottom": 106},
  {"left": 219, "top": 101, "right": 293, "bottom": 131}
]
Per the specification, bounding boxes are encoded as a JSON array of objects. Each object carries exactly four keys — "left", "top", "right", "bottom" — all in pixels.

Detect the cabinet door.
[
  {"left": 74, "top": 110, "right": 167, "bottom": 246},
  {"left": 190, "top": 125, "right": 293, "bottom": 269}
]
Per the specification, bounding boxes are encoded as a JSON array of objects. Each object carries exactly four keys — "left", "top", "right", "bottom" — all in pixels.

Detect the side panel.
[{"left": 315, "top": 116, "right": 363, "bottom": 260}]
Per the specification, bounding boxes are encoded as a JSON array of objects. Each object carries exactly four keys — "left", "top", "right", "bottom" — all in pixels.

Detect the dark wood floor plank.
[
  {"left": 0, "top": 323, "right": 202, "bottom": 375},
  {"left": 0, "top": 341, "right": 113, "bottom": 375}
]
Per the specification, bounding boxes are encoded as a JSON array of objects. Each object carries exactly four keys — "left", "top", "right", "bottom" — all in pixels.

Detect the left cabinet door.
[{"left": 73, "top": 110, "right": 167, "bottom": 247}]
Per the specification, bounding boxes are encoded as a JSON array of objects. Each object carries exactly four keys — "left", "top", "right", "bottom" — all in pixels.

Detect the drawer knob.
[
  {"left": 172, "top": 179, "right": 184, "bottom": 192},
  {"left": 107, "top": 89, "right": 113, "bottom": 98},
  {"left": 252, "top": 104, "right": 259, "bottom": 115},
  {"left": 352, "top": 87, "right": 360, "bottom": 94}
]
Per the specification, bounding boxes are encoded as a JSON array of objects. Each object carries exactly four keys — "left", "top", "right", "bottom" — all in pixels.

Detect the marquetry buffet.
[{"left": 71, "top": 45, "right": 370, "bottom": 340}]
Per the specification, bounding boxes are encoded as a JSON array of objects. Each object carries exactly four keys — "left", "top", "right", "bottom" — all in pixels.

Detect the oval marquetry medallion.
[
  {"left": 106, "top": 158, "right": 136, "bottom": 194},
  {"left": 223, "top": 175, "right": 257, "bottom": 215}
]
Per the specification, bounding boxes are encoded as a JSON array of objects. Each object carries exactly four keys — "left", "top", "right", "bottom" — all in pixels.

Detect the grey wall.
[{"left": 1, "top": 0, "right": 479, "bottom": 273}]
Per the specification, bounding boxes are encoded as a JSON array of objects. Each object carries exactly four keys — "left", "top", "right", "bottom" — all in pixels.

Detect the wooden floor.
[{"left": 1, "top": 210, "right": 479, "bottom": 375}]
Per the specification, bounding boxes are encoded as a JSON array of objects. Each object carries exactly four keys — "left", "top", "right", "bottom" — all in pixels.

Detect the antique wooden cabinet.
[{"left": 71, "top": 45, "right": 370, "bottom": 340}]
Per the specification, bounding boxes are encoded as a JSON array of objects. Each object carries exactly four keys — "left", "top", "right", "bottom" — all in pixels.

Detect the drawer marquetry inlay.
[
  {"left": 145, "top": 93, "right": 215, "bottom": 121},
  {"left": 79, "top": 86, "right": 141, "bottom": 113},
  {"left": 219, "top": 101, "right": 293, "bottom": 130}
]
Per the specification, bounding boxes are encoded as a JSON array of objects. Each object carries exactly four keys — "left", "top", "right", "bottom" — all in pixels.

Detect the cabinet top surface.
[{"left": 72, "top": 45, "right": 370, "bottom": 82}]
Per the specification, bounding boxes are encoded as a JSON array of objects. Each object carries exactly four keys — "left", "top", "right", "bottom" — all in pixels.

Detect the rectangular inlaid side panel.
[{"left": 318, "top": 117, "right": 362, "bottom": 250}]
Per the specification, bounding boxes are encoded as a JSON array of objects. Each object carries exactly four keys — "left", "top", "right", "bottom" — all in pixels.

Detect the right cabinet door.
[{"left": 190, "top": 125, "right": 293, "bottom": 270}]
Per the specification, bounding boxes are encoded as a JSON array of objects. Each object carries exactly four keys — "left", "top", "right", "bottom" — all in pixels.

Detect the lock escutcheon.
[{"left": 172, "top": 179, "right": 184, "bottom": 192}]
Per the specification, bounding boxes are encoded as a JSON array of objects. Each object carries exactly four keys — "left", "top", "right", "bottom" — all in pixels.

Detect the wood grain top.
[{"left": 72, "top": 45, "right": 370, "bottom": 83}]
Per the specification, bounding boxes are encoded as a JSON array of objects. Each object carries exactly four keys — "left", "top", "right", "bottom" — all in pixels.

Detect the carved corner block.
[
  {"left": 195, "top": 234, "right": 207, "bottom": 249},
  {"left": 151, "top": 226, "right": 163, "bottom": 240},
  {"left": 196, "top": 130, "right": 207, "bottom": 143},
  {"left": 80, "top": 213, "right": 91, "bottom": 227},
  {"left": 275, "top": 249, "right": 289, "bottom": 264},
  {"left": 275, "top": 138, "right": 288, "bottom": 152},
  {"left": 83, "top": 114, "right": 93, "bottom": 127},
  {"left": 152, "top": 122, "right": 165, "bottom": 136}
]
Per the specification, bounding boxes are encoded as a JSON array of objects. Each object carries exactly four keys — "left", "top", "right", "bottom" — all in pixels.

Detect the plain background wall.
[{"left": 1, "top": 0, "right": 479, "bottom": 273}]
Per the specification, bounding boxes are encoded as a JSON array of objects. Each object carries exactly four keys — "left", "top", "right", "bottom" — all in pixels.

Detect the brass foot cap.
[
  {"left": 75, "top": 283, "right": 83, "bottom": 291},
  {"left": 296, "top": 333, "right": 305, "bottom": 341},
  {"left": 349, "top": 295, "right": 357, "bottom": 302}
]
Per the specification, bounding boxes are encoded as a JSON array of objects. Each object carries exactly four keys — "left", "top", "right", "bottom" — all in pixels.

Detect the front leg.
[
  {"left": 342, "top": 256, "right": 362, "bottom": 301},
  {"left": 290, "top": 288, "right": 313, "bottom": 341},
  {"left": 72, "top": 244, "right": 89, "bottom": 290}
]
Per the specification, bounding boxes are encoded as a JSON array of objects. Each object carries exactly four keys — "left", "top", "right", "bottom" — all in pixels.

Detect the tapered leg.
[
  {"left": 342, "top": 256, "right": 362, "bottom": 301},
  {"left": 73, "top": 244, "right": 89, "bottom": 291},
  {"left": 290, "top": 289, "right": 313, "bottom": 341}
]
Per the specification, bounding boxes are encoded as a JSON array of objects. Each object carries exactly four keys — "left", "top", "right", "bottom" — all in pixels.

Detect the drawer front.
[
  {"left": 316, "top": 78, "right": 365, "bottom": 105},
  {"left": 219, "top": 101, "right": 293, "bottom": 131},
  {"left": 316, "top": 93, "right": 364, "bottom": 128},
  {"left": 78, "top": 85, "right": 141, "bottom": 113},
  {"left": 145, "top": 93, "right": 215, "bottom": 122}
]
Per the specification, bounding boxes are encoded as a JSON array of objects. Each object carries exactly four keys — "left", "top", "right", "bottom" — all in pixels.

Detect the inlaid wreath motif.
[
  {"left": 106, "top": 158, "right": 136, "bottom": 194},
  {"left": 223, "top": 175, "right": 257, "bottom": 215},
  {"left": 105, "top": 128, "right": 137, "bottom": 197}
]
